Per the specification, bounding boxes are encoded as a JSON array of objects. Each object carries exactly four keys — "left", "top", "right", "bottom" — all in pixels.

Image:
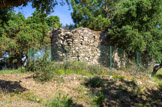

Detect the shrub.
[
  {"left": 46, "top": 93, "right": 73, "bottom": 107},
  {"left": 85, "top": 77, "right": 105, "bottom": 88},
  {"left": 17, "top": 67, "right": 27, "bottom": 73},
  {"left": 27, "top": 51, "right": 57, "bottom": 82},
  {"left": 66, "top": 61, "right": 108, "bottom": 76},
  {"left": 33, "top": 61, "right": 56, "bottom": 82},
  {"left": 94, "top": 92, "right": 104, "bottom": 106},
  {"left": 26, "top": 53, "right": 109, "bottom": 82}
]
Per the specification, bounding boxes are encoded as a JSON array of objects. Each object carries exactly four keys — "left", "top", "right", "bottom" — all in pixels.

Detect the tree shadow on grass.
[
  {"left": 155, "top": 74, "right": 162, "bottom": 80},
  {"left": 0, "top": 80, "right": 27, "bottom": 93},
  {"left": 84, "top": 76, "right": 162, "bottom": 107},
  {"left": 71, "top": 103, "right": 83, "bottom": 107}
]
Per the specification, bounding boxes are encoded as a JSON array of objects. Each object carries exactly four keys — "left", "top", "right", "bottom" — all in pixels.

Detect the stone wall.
[{"left": 50, "top": 27, "right": 127, "bottom": 68}]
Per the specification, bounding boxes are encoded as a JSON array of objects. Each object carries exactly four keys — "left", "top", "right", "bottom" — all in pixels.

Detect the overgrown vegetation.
[
  {"left": 0, "top": 64, "right": 161, "bottom": 107},
  {"left": 27, "top": 59, "right": 108, "bottom": 82},
  {"left": 0, "top": 10, "right": 61, "bottom": 68},
  {"left": 46, "top": 93, "right": 73, "bottom": 107},
  {"left": 152, "top": 69, "right": 162, "bottom": 85},
  {"left": 0, "top": 0, "right": 161, "bottom": 106},
  {"left": 84, "top": 74, "right": 162, "bottom": 106},
  {"left": 71, "top": 0, "right": 111, "bottom": 30},
  {"left": 71, "top": 0, "right": 162, "bottom": 61}
]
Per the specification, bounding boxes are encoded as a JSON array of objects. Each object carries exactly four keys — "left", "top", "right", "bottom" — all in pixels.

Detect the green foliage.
[
  {"left": 107, "top": 0, "right": 162, "bottom": 61},
  {"left": 29, "top": 52, "right": 56, "bottom": 82},
  {"left": 71, "top": 0, "right": 162, "bottom": 61},
  {"left": 1, "top": 0, "right": 71, "bottom": 15},
  {"left": 0, "top": 7, "right": 13, "bottom": 28},
  {"left": 17, "top": 67, "right": 27, "bottom": 73},
  {"left": 0, "top": 69, "right": 22, "bottom": 74},
  {"left": 85, "top": 77, "right": 105, "bottom": 88},
  {"left": 0, "top": 34, "right": 7, "bottom": 56},
  {"left": 113, "top": 74, "right": 124, "bottom": 80},
  {"left": 33, "top": 61, "right": 107, "bottom": 76},
  {"left": 46, "top": 93, "right": 73, "bottom": 107},
  {"left": 26, "top": 60, "right": 108, "bottom": 82},
  {"left": 152, "top": 69, "right": 162, "bottom": 85},
  {"left": 34, "top": 61, "right": 55, "bottom": 82},
  {"left": 64, "top": 24, "right": 75, "bottom": 30},
  {"left": 31, "top": 0, "right": 71, "bottom": 15},
  {"left": 46, "top": 16, "right": 62, "bottom": 29},
  {"left": 65, "top": 61, "right": 107, "bottom": 76},
  {"left": 0, "top": 10, "right": 62, "bottom": 67},
  {"left": 94, "top": 92, "right": 104, "bottom": 106},
  {"left": 71, "top": 0, "right": 111, "bottom": 30}
]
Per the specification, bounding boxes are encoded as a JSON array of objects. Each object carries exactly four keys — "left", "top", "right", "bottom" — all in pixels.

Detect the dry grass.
[
  {"left": 0, "top": 69, "right": 161, "bottom": 107},
  {"left": 0, "top": 73, "right": 91, "bottom": 107}
]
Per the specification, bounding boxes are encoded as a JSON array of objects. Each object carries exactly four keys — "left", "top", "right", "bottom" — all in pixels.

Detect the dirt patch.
[
  {"left": 84, "top": 75, "right": 162, "bottom": 107},
  {"left": 0, "top": 74, "right": 91, "bottom": 107},
  {"left": 0, "top": 72, "right": 161, "bottom": 107}
]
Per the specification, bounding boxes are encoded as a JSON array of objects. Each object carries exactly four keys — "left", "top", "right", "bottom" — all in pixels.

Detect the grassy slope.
[
  {"left": 0, "top": 69, "right": 22, "bottom": 74},
  {"left": 152, "top": 69, "right": 162, "bottom": 85},
  {"left": 0, "top": 68, "right": 161, "bottom": 107}
]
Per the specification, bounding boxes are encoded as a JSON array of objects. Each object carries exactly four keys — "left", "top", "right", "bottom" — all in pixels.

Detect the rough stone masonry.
[{"left": 50, "top": 27, "right": 127, "bottom": 68}]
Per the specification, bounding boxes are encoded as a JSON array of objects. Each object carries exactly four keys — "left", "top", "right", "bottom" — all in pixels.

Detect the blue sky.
[{"left": 14, "top": 2, "right": 74, "bottom": 26}]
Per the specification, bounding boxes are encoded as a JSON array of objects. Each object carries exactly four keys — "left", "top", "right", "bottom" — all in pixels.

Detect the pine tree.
[
  {"left": 107, "top": 0, "right": 162, "bottom": 61},
  {"left": 71, "top": 0, "right": 114, "bottom": 30}
]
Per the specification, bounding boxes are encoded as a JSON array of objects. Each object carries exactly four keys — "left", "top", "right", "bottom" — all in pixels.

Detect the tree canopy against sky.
[
  {"left": 71, "top": 0, "right": 117, "bottom": 30},
  {"left": 0, "top": 0, "right": 67, "bottom": 67},
  {"left": 0, "top": 10, "right": 62, "bottom": 65},
  {"left": 0, "top": 0, "right": 70, "bottom": 14},
  {"left": 0, "top": 0, "right": 162, "bottom": 63}
]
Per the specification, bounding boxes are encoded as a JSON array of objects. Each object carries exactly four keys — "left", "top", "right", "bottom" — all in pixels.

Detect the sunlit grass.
[
  {"left": 152, "top": 69, "right": 162, "bottom": 85},
  {"left": 0, "top": 67, "right": 30, "bottom": 74},
  {"left": 0, "top": 69, "right": 21, "bottom": 74},
  {"left": 0, "top": 64, "right": 161, "bottom": 106}
]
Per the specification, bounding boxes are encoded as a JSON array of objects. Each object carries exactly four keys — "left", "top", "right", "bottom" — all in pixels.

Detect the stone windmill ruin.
[{"left": 50, "top": 27, "right": 127, "bottom": 68}]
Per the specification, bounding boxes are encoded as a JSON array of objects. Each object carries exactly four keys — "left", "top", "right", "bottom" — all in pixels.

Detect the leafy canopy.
[
  {"left": 0, "top": 10, "right": 62, "bottom": 65},
  {"left": 71, "top": 0, "right": 113, "bottom": 30},
  {"left": 107, "top": 0, "right": 162, "bottom": 61},
  {"left": 0, "top": 0, "right": 70, "bottom": 15}
]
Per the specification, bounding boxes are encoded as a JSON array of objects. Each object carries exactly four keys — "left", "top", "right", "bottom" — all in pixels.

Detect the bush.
[
  {"left": 94, "top": 92, "right": 104, "bottom": 106},
  {"left": 85, "top": 77, "right": 106, "bottom": 88},
  {"left": 26, "top": 61, "right": 36, "bottom": 72},
  {"left": 17, "top": 67, "right": 27, "bottom": 73},
  {"left": 26, "top": 53, "right": 109, "bottom": 82},
  {"left": 65, "top": 61, "right": 108, "bottom": 76},
  {"left": 46, "top": 93, "right": 73, "bottom": 107},
  {"left": 27, "top": 51, "right": 57, "bottom": 82},
  {"left": 33, "top": 61, "right": 56, "bottom": 82}
]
